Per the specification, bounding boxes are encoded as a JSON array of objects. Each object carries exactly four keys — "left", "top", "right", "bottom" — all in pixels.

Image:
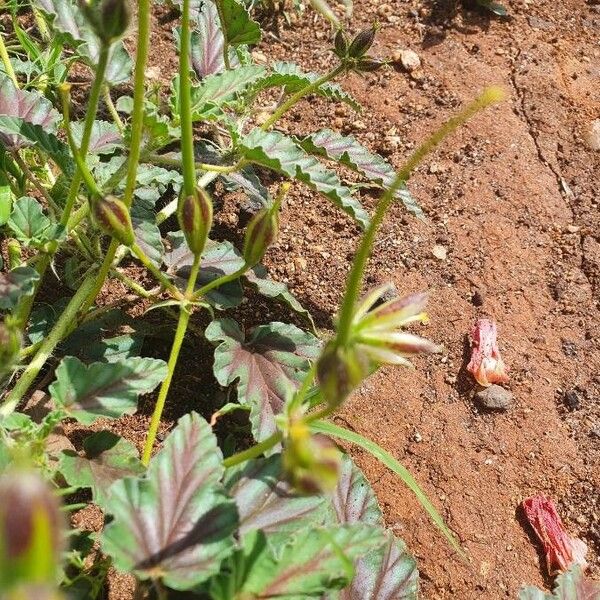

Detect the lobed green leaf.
[{"left": 238, "top": 129, "right": 370, "bottom": 228}]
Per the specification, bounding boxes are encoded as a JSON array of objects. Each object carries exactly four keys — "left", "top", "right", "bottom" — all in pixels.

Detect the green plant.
[{"left": 0, "top": 0, "right": 502, "bottom": 596}]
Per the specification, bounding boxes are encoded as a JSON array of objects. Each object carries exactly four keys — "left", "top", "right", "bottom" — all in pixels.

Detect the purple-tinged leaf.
[
  {"left": 101, "top": 413, "right": 237, "bottom": 590},
  {"left": 48, "top": 356, "right": 167, "bottom": 425},
  {"left": 330, "top": 456, "right": 418, "bottom": 600},
  {"left": 205, "top": 318, "right": 320, "bottom": 442},
  {"left": 238, "top": 129, "right": 370, "bottom": 229},
  {"left": 212, "top": 525, "right": 387, "bottom": 599},
  {"left": 58, "top": 431, "right": 144, "bottom": 508},
  {"left": 519, "top": 565, "right": 600, "bottom": 600},
  {"left": 190, "top": 2, "right": 228, "bottom": 77},
  {"left": 0, "top": 266, "right": 39, "bottom": 310},
  {"left": 330, "top": 455, "right": 382, "bottom": 526},
  {"left": 0, "top": 76, "right": 60, "bottom": 149},
  {"left": 339, "top": 532, "right": 419, "bottom": 600},
  {"left": 224, "top": 455, "right": 327, "bottom": 540},
  {"left": 164, "top": 232, "right": 244, "bottom": 309},
  {"left": 71, "top": 120, "right": 122, "bottom": 155},
  {"left": 299, "top": 129, "right": 423, "bottom": 220}
]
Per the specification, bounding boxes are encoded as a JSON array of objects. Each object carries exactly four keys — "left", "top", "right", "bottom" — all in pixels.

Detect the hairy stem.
[
  {"left": 0, "top": 273, "right": 97, "bottom": 417},
  {"left": 260, "top": 64, "right": 345, "bottom": 131},
  {"left": 80, "top": 0, "right": 152, "bottom": 314},
  {"left": 141, "top": 255, "right": 201, "bottom": 465},
  {"left": 179, "top": 0, "right": 197, "bottom": 197},
  {"left": 336, "top": 87, "right": 504, "bottom": 345},
  {"left": 104, "top": 86, "right": 124, "bottom": 132},
  {"left": 191, "top": 266, "right": 247, "bottom": 301},
  {"left": 0, "top": 30, "right": 18, "bottom": 88},
  {"left": 222, "top": 432, "right": 283, "bottom": 468}
]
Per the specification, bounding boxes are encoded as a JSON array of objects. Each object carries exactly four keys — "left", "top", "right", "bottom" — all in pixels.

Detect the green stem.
[
  {"left": 122, "top": 0, "right": 151, "bottom": 209},
  {"left": 79, "top": 1, "right": 152, "bottom": 314},
  {"left": 0, "top": 30, "right": 18, "bottom": 88},
  {"left": 191, "top": 266, "right": 247, "bottom": 301},
  {"left": 156, "top": 171, "right": 219, "bottom": 224},
  {"left": 260, "top": 64, "right": 345, "bottom": 131},
  {"left": 60, "top": 45, "right": 110, "bottom": 225},
  {"left": 0, "top": 274, "right": 97, "bottom": 418},
  {"left": 130, "top": 243, "right": 183, "bottom": 299},
  {"left": 179, "top": 0, "right": 197, "bottom": 198},
  {"left": 146, "top": 153, "right": 247, "bottom": 174},
  {"left": 141, "top": 255, "right": 201, "bottom": 465},
  {"left": 104, "top": 86, "right": 124, "bottom": 132},
  {"left": 336, "top": 87, "right": 504, "bottom": 345},
  {"left": 223, "top": 432, "right": 283, "bottom": 468}
]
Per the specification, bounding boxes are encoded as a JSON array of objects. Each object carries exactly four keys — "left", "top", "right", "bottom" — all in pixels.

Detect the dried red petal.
[
  {"left": 466, "top": 318, "right": 509, "bottom": 387},
  {"left": 522, "top": 495, "right": 589, "bottom": 576}
]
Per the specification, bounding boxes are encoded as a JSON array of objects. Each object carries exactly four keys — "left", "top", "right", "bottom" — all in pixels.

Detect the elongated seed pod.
[
  {"left": 243, "top": 204, "right": 280, "bottom": 267},
  {"left": 334, "top": 29, "right": 349, "bottom": 58},
  {"left": 92, "top": 195, "right": 135, "bottom": 246},
  {"left": 177, "top": 188, "right": 213, "bottom": 257},
  {"left": 348, "top": 24, "right": 378, "bottom": 59}
]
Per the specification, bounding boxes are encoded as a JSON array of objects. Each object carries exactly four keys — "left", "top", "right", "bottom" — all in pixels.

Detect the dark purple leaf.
[
  {"left": 205, "top": 318, "right": 320, "bottom": 442},
  {"left": 101, "top": 413, "right": 237, "bottom": 590},
  {"left": 71, "top": 120, "right": 122, "bottom": 155},
  {"left": 224, "top": 455, "right": 327, "bottom": 540},
  {"left": 0, "top": 76, "right": 60, "bottom": 149},
  {"left": 190, "top": 2, "right": 228, "bottom": 77}
]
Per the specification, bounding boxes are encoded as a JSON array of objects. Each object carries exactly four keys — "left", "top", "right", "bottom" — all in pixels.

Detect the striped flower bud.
[
  {"left": 100, "top": 0, "right": 130, "bottom": 42},
  {"left": 92, "top": 195, "right": 135, "bottom": 246},
  {"left": 334, "top": 29, "right": 349, "bottom": 58},
  {"left": 0, "top": 471, "right": 64, "bottom": 590},
  {"left": 316, "top": 340, "right": 369, "bottom": 409},
  {"left": 177, "top": 188, "right": 213, "bottom": 257},
  {"left": 242, "top": 194, "right": 282, "bottom": 267},
  {"left": 356, "top": 57, "right": 387, "bottom": 72},
  {"left": 348, "top": 24, "right": 378, "bottom": 59},
  {"left": 283, "top": 420, "right": 341, "bottom": 495}
]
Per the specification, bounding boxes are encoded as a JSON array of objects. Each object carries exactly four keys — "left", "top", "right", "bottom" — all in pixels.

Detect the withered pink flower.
[
  {"left": 522, "top": 495, "right": 589, "bottom": 576},
  {"left": 467, "top": 318, "right": 509, "bottom": 387}
]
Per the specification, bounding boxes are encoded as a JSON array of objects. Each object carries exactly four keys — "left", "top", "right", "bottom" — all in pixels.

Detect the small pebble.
[
  {"left": 475, "top": 385, "right": 513, "bottom": 411},
  {"left": 395, "top": 49, "right": 421, "bottom": 72},
  {"left": 586, "top": 119, "right": 600, "bottom": 150},
  {"left": 432, "top": 245, "right": 447, "bottom": 260}
]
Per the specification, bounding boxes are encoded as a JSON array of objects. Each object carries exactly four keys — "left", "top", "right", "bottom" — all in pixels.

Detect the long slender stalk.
[
  {"left": 0, "top": 31, "right": 18, "bottom": 87},
  {"left": 141, "top": 255, "right": 201, "bottom": 465},
  {"left": 192, "top": 266, "right": 247, "bottom": 301},
  {"left": 146, "top": 153, "right": 247, "bottom": 174},
  {"left": 222, "top": 432, "right": 283, "bottom": 468},
  {"left": 260, "top": 64, "right": 345, "bottom": 131},
  {"left": 336, "top": 87, "right": 504, "bottom": 345},
  {"left": 0, "top": 274, "right": 97, "bottom": 417},
  {"left": 79, "top": 0, "right": 152, "bottom": 315},
  {"left": 104, "top": 86, "right": 124, "bottom": 132}
]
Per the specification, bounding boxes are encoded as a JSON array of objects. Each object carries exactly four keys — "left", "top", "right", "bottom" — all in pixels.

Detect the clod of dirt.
[
  {"left": 394, "top": 49, "right": 421, "bottom": 72},
  {"left": 475, "top": 385, "right": 513, "bottom": 410},
  {"left": 471, "top": 289, "right": 485, "bottom": 306},
  {"left": 586, "top": 119, "right": 600, "bottom": 150},
  {"left": 563, "top": 389, "right": 582, "bottom": 411}
]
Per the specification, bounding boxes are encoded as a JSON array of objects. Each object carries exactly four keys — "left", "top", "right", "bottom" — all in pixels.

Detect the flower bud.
[
  {"left": 0, "top": 471, "right": 64, "bottom": 590},
  {"left": 242, "top": 198, "right": 281, "bottom": 267},
  {"left": 177, "top": 188, "right": 213, "bottom": 257},
  {"left": 100, "top": 0, "right": 130, "bottom": 41},
  {"left": 283, "top": 421, "right": 341, "bottom": 495},
  {"left": 92, "top": 195, "right": 135, "bottom": 246},
  {"left": 348, "top": 24, "right": 378, "bottom": 59},
  {"left": 334, "top": 29, "right": 349, "bottom": 58},
  {"left": 316, "top": 340, "right": 369, "bottom": 408},
  {"left": 356, "top": 58, "right": 387, "bottom": 72},
  {"left": 0, "top": 319, "right": 21, "bottom": 379}
]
